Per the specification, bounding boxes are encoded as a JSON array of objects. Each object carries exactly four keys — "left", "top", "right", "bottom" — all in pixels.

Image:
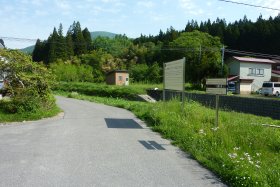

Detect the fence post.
[{"left": 216, "top": 94, "right": 219, "bottom": 127}]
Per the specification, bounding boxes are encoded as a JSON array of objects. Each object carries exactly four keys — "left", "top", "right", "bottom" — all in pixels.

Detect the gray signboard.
[
  {"left": 164, "top": 58, "right": 185, "bottom": 91},
  {"left": 206, "top": 78, "right": 227, "bottom": 95}
]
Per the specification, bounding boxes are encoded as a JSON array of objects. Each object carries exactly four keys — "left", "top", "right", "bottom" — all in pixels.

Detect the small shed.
[{"left": 106, "top": 70, "right": 129, "bottom": 86}]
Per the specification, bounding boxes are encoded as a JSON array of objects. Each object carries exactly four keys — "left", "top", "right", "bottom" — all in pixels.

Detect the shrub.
[{"left": 0, "top": 49, "right": 55, "bottom": 113}]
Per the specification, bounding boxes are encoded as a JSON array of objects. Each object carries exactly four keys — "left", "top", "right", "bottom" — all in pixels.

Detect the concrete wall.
[
  {"left": 115, "top": 72, "right": 129, "bottom": 86},
  {"left": 147, "top": 89, "right": 280, "bottom": 120}
]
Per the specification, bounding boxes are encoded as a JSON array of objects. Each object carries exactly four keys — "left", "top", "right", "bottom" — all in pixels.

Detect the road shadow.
[
  {"left": 139, "top": 140, "right": 166, "bottom": 150},
  {"left": 105, "top": 118, "right": 143, "bottom": 129}
]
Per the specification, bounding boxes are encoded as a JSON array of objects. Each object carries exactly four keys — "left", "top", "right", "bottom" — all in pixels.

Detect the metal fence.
[{"left": 147, "top": 89, "right": 280, "bottom": 120}]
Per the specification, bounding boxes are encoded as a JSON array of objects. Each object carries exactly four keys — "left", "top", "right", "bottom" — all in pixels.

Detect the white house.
[{"left": 227, "top": 56, "right": 275, "bottom": 94}]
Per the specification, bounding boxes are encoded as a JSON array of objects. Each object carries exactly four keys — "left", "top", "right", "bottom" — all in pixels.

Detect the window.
[
  {"left": 256, "top": 69, "right": 264, "bottom": 75},
  {"left": 249, "top": 68, "right": 256, "bottom": 75},
  {"left": 249, "top": 68, "right": 264, "bottom": 76},
  {"left": 118, "top": 76, "right": 123, "bottom": 81},
  {"left": 274, "top": 83, "right": 280, "bottom": 87}
]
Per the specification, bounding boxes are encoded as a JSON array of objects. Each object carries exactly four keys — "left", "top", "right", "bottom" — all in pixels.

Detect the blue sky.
[{"left": 0, "top": 0, "right": 279, "bottom": 49}]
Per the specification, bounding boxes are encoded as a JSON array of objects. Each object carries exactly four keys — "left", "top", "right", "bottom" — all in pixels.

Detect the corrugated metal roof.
[{"left": 233, "top": 56, "right": 275, "bottom": 64}]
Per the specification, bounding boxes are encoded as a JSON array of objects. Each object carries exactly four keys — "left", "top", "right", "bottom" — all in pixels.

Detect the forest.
[{"left": 32, "top": 15, "right": 280, "bottom": 84}]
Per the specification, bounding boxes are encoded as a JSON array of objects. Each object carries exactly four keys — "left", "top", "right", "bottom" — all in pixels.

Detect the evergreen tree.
[
  {"left": 32, "top": 39, "right": 44, "bottom": 62},
  {"left": 47, "top": 27, "right": 59, "bottom": 64},
  {"left": 72, "top": 21, "right": 87, "bottom": 55},
  {"left": 56, "top": 23, "right": 68, "bottom": 60},
  {"left": 82, "top": 27, "right": 92, "bottom": 52},
  {"left": 66, "top": 29, "right": 74, "bottom": 57}
]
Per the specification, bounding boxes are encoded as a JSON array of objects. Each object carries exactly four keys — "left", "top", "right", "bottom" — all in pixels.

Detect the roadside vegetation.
[
  {"left": 55, "top": 83, "right": 280, "bottom": 187},
  {"left": 53, "top": 82, "right": 161, "bottom": 100},
  {"left": 0, "top": 49, "right": 60, "bottom": 123}
]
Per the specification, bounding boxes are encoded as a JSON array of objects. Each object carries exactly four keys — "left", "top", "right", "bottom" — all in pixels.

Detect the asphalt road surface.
[{"left": 0, "top": 96, "right": 226, "bottom": 187}]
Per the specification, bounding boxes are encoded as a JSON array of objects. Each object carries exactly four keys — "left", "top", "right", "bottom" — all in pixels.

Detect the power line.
[
  {"left": 0, "top": 36, "right": 37, "bottom": 42},
  {"left": 218, "top": 0, "right": 280, "bottom": 11},
  {"left": 1, "top": 36, "right": 280, "bottom": 60}
]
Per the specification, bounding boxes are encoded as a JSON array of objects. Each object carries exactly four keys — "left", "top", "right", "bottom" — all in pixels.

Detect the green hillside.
[
  {"left": 20, "top": 31, "right": 118, "bottom": 53},
  {"left": 20, "top": 45, "right": 35, "bottom": 54},
  {"left": 91, "top": 31, "right": 117, "bottom": 39}
]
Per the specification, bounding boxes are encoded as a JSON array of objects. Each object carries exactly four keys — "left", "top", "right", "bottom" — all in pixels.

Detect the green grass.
[
  {"left": 57, "top": 89, "right": 280, "bottom": 187},
  {"left": 53, "top": 82, "right": 162, "bottom": 100},
  {"left": 0, "top": 105, "right": 61, "bottom": 123}
]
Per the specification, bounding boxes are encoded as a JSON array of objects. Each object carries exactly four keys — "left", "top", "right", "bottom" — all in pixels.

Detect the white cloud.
[
  {"left": 54, "top": 0, "right": 72, "bottom": 15},
  {"left": 179, "top": 0, "right": 204, "bottom": 15},
  {"left": 137, "top": 1, "right": 155, "bottom": 8}
]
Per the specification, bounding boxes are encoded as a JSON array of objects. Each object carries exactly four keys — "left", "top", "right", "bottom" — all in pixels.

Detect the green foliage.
[
  {"left": 54, "top": 82, "right": 142, "bottom": 100},
  {"left": 169, "top": 31, "right": 223, "bottom": 84},
  {"left": 82, "top": 27, "right": 92, "bottom": 51},
  {"left": 93, "top": 35, "right": 133, "bottom": 57},
  {"left": 50, "top": 59, "right": 94, "bottom": 82},
  {"left": 129, "top": 63, "right": 162, "bottom": 83},
  {"left": 0, "top": 49, "right": 55, "bottom": 113},
  {"left": 71, "top": 21, "right": 87, "bottom": 55}
]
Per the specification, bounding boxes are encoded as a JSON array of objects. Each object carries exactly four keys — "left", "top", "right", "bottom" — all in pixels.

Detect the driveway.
[{"left": 0, "top": 96, "right": 226, "bottom": 187}]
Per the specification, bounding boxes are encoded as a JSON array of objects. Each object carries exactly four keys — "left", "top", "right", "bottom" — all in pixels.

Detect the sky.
[{"left": 0, "top": 0, "right": 279, "bottom": 49}]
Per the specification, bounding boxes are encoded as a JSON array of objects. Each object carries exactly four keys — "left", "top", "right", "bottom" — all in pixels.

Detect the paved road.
[{"left": 0, "top": 96, "right": 226, "bottom": 187}]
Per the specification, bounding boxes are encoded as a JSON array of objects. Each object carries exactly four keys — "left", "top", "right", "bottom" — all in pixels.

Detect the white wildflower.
[
  {"left": 255, "top": 164, "right": 261, "bottom": 168},
  {"left": 199, "top": 129, "right": 206, "bottom": 135},
  {"left": 234, "top": 147, "right": 240, "bottom": 151},
  {"left": 256, "top": 153, "right": 261, "bottom": 157},
  {"left": 228, "top": 153, "right": 238, "bottom": 159},
  {"left": 211, "top": 127, "right": 219, "bottom": 131}
]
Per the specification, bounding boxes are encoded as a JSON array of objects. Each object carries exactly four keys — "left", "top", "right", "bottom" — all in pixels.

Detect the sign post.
[
  {"left": 206, "top": 78, "right": 227, "bottom": 127},
  {"left": 163, "top": 58, "right": 186, "bottom": 111}
]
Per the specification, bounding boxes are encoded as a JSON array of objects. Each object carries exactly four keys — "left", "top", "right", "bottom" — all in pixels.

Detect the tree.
[
  {"left": 169, "top": 31, "right": 223, "bottom": 84},
  {"left": 82, "top": 27, "right": 92, "bottom": 52},
  {"left": 46, "top": 27, "right": 59, "bottom": 64},
  {"left": 32, "top": 39, "right": 45, "bottom": 62},
  {"left": 66, "top": 29, "right": 74, "bottom": 57},
  {"left": 55, "top": 23, "right": 68, "bottom": 60},
  {"left": 72, "top": 21, "right": 87, "bottom": 55}
]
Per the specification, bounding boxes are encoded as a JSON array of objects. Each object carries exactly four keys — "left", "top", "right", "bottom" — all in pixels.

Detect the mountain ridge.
[{"left": 20, "top": 31, "right": 118, "bottom": 53}]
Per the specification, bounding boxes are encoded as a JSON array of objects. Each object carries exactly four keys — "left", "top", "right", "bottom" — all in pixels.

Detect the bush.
[
  {"left": 0, "top": 49, "right": 55, "bottom": 113},
  {"left": 50, "top": 59, "right": 94, "bottom": 82}
]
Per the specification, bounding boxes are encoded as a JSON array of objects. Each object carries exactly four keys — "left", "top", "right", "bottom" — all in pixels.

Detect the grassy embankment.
[
  {"left": 0, "top": 106, "right": 61, "bottom": 123},
  {"left": 54, "top": 82, "right": 280, "bottom": 187}
]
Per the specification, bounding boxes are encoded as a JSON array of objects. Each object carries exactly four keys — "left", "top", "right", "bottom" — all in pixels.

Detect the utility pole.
[
  {"left": 199, "top": 45, "right": 202, "bottom": 63},
  {"left": 221, "top": 45, "right": 225, "bottom": 76}
]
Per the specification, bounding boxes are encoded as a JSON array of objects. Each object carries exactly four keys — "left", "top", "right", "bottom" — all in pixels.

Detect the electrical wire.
[
  {"left": 1, "top": 36, "right": 280, "bottom": 60},
  {"left": 218, "top": 0, "right": 280, "bottom": 11}
]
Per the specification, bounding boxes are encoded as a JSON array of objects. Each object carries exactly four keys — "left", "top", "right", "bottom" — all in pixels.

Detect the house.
[
  {"left": 106, "top": 70, "right": 129, "bottom": 86},
  {"left": 227, "top": 56, "right": 275, "bottom": 94},
  {"left": 271, "top": 59, "right": 280, "bottom": 82}
]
